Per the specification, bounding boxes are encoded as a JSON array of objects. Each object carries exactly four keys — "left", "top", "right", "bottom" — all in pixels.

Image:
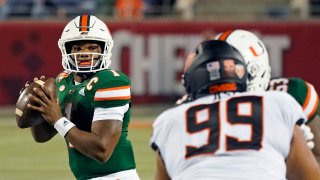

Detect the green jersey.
[
  {"left": 268, "top": 77, "right": 320, "bottom": 123},
  {"left": 56, "top": 69, "right": 136, "bottom": 180}
]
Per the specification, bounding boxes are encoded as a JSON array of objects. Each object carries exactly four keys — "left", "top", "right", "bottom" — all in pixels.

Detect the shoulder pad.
[
  {"left": 92, "top": 69, "right": 130, "bottom": 89},
  {"left": 56, "top": 70, "right": 72, "bottom": 83},
  {"left": 91, "top": 70, "right": 131, "bottom": 107}
]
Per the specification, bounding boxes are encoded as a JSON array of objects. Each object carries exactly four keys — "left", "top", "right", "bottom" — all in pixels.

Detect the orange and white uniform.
[{"left": 151, "top": 91, "right": 306, "bottom": 180}]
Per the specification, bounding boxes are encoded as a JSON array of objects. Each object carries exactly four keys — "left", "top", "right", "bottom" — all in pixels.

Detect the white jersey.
[{"left": 150, "top": 91, "right": 306, "bottom": 180}]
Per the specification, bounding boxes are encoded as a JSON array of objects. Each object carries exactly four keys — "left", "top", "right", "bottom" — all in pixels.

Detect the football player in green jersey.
[
  {"left": 26, "top": 15, "right": 140, "bottom": 180},
  {"left": 215, "top": 29, "right": 320, "bottom": 162}
]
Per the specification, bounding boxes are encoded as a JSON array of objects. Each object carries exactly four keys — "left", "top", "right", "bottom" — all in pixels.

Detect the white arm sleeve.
[{"left": 93, "top": 104, "right": 129, "bottom": 122}]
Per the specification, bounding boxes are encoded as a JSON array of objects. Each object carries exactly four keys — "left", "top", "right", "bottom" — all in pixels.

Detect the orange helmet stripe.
[
  {"left": 218, "top": 30, "right": 234, "bottom": 41},
  {"left": 80, "top": 14, "right": 90, "bottom": 32},
  {"left": 249, "top": 46, "right": 258, "bottom": 57}
]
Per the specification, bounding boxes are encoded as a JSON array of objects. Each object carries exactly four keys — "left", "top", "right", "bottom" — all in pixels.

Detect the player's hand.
[
  {"left": 299, "top": 123, "right": 315, "bottom": 149},
  {"left": 27, "top": 76, "right": 62, "bottom": 126},
  {"left": 176, "top": 94, "right": 188, "bottom": 105},
  {"left": 32, "top": 76, "right": 46, "bottom": 83},
  {"left": 19, "top": 81, "right": 30, "bottom": 95},
  {"left": 19, "top": 76, "right": 46, "bottom": 94}
]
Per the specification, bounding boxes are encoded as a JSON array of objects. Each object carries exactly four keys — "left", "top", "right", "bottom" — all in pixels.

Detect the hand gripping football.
[{"left": 15, "top": 78, "right": 56, "bottom": 128}]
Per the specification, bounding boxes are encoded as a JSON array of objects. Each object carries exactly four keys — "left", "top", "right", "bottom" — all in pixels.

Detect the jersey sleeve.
[
  {"left": 92, "top": 70, "right": 131, "bottom": 108},
  {"left": 288, "top": 78, "right": 320, "bottom": 123},
  {"left": 150, "top": 110, "right": 172, "bottom": 152},
  {"left": 275, "top": 92, "right": 307, "bottom": 126}
]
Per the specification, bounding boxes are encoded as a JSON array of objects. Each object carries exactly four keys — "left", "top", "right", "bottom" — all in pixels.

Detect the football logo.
[
  {"left": 79, "top": 87, "right": 85, "bottom": 96},
  {"left": 235, "top": 65, "right": 245, "bottom": 79},
  {"left": 206, "top": 61, "right": 220, "bottom": 81}
]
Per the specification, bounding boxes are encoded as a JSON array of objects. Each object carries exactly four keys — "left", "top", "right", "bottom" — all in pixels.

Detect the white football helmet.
[
  {"left": 215, "top": 29, "right": 271, "bottom": 91},
  {"left": 58, "top": 15, "right": 113, "bottom": 75}
]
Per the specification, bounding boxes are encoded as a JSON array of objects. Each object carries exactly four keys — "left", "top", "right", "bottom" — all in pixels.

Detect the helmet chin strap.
[{"left": 69, "top": 56, "right": 103, "bottom": 80}]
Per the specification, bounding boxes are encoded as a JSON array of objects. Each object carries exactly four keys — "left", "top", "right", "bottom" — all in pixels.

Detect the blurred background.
[{"left": 1, "top": 0, "right": 320, "bottom": 179}]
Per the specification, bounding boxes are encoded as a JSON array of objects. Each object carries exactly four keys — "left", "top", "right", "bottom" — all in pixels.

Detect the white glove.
[
  {"left": 176, "top": 94, "right": 188, "bottom": 105},
  {"left": 299, "top": 123, "right": 315, "bottom": 149}
]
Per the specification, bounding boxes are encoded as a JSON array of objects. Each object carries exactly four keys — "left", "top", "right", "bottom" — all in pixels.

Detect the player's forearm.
[
  {"left": 65, "top": 127, "right": 120, "bottom": 163},
  {"left": 309, "top": 116, "right": 320, "bottom": 157},
  {"left": 30, "top": 121, "right": 57, "bottom": 143},
  {"left": 155, "top": 152, "right": 171, "bottom": 180},
  {"left": 286, "top": 126, "right": 320, "bottom": 180},
  {"left": 315, "top": 156, "right": 320, "bottom": 167}
]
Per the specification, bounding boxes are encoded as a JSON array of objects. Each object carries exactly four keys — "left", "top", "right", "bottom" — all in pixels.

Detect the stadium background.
[{"left": 0, "top": 0, "right": 320, "bottom": 179}]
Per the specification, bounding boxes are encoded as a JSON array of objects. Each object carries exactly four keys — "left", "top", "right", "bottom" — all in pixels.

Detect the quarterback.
[
  {"left": 215, "top": 29, "right": 320, "bottom": 159},
  {"left": 151, "top": 40, "right": 320, "bottom": 180},
  {"left": 26, "top": 15, "right": 139, "bottom": 180}
]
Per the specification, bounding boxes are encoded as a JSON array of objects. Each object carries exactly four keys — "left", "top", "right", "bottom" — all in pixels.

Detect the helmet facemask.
[
  {"left": 61, "top": 40, "right": 112, "bottom": 75},
  {"left": 246, "top": 58, "right": 271, "bottom": 92}
]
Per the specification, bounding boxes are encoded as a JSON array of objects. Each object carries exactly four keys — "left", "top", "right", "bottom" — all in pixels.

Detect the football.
[{"left": 15, "top": 78, "right": 56, "bottom": 128}]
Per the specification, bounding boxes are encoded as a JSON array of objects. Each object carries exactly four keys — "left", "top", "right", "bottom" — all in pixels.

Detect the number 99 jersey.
[{"left": 150, "top": 91, "right": 306, "bottom": 180}]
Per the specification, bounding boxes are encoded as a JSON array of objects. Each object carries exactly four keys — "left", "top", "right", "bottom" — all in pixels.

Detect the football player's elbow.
[{"left": 94, "top": 149, "right": 113, "bottom": 163}]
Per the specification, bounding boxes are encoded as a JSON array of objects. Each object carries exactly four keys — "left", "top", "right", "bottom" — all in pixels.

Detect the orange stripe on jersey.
[
  {"left": 249, "top": 46, "right": 258, "bottom": 57},
  {"left": 94, "top": 95, "right": 131, "bottom": 101},
  {"left": 303, "top": 84, "right": 312, "bottom": 110},
  {"left": 94, "top": 85, "right": 131, "bottom": 101},
  {"left": 308, "top": 97, "right": 319, "bottom": 119},
  {"left": 302, "top": 83, "right": 319, "bottom": 120},
  {"left": 219, "top": 30, "right": 234, "bottom": 41},
  {"left": 80, "top": 14, "right": 89, "bottom": 31},
  {"left": 97, "top": 85, "right": 131, "bottom": 92}
]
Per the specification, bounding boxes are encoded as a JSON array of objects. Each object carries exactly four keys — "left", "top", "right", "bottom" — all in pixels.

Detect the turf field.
[{"left": 0, "top": 104, "right": 170, "bottom": 180}]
